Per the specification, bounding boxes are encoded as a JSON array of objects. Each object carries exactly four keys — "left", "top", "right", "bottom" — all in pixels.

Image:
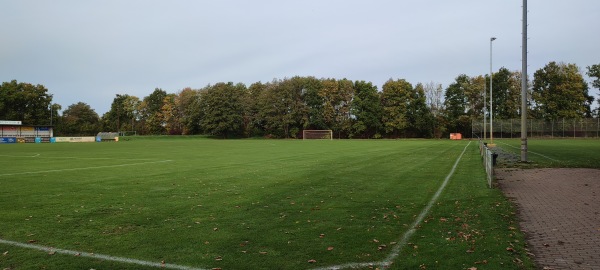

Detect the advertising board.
[
  {"left": 53, "top": 137, "right": 96, "bottom": 143},
  {"left": 0, "top": 137, "right": 17, "bottom": 144}
]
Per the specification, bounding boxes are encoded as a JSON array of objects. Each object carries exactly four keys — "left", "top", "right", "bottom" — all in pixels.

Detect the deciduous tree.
[
  {"left": 199, "top": 82, "right": 246, "bottom": 138},
  {"left": 350, "top": 81, "right": 382, "bottom": 138},
  {"left": 532, "top": 62, "right": 594, "bottom": 119},
  {"left": 60, "top": 102, "right": 100, "bottom": 136},
  {"left": 381, "top": 79, "right": 413, "bottom": 137},
  {"left": 0, "top": 80, "right": 53, "bottom": 125},
  {"left": 444, "top": 74, "right": 471, "bottom": 135}
]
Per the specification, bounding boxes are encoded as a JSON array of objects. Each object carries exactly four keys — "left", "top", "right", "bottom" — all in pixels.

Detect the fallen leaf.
[
  {"left": 506, "top": 247, "right": 515, "bottom": 252},
  {"left": 3, "top": 251, "right": 8, "bottom": 256},
  {"left": 213, "top": 228, "right": 218, "bottom": 231},
  {"left": 308, "top": 259, "right": 317, "bottom": 263},
  {"left": 215, "top": 256, "right": 223, "bottom": 261},
  {"left": 327, "top": 246, "right": 334, "bottom": 251},
  {"left": 439, "top": 218, "right": 448, "bottom": 222},
  {"left": 48, "top": 251, "right": 56, "bottom": 255},
  {"left": 259, "top": 251, "right": 267, "bottom": 255},
  {"left": 467, "top": 267, "right": 477, "bottom": 270},
  {"left": 319, "top": 234, "right": 325, "bottom": 238},
  {"left": 373, "top": 239, "right": 379, "bottom": 243}
]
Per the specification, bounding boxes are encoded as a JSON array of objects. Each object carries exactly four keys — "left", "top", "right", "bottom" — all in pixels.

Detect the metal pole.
[
  {"left": 484, "top": 77, "right": 487, "bottom": 141},
  {"left": 520, "top": 0, "right": 528, "bottom": 162},
  {"left": 490, "top": 37, "right": 496, "bottom": 146}
]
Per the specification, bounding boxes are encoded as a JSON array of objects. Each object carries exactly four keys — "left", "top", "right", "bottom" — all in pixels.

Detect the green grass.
[
  {"left": 494, "top": 138, "right": 600, "bottom": 168},
  {"left": 0, "top": 138, "right": 532, "bottom": 269}
]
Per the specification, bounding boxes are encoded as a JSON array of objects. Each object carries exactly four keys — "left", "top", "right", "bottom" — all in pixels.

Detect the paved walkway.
[{"left": 496, "top": 168, "right": 600, "bottom": 270}]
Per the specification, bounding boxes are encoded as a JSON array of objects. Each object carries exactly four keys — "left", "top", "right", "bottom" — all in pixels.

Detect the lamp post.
[
  {"left": 521, "top": 0, "right": 528, "bottom": 162},
  {"left": 489, "top": 37, "right": 496, "bottom": 147},
  {"left": 484, "top": 78, "right": 487, "bottom": 141}
]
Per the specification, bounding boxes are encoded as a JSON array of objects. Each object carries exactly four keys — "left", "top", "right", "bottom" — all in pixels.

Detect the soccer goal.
[{"left": 302, "top": 130, "right": 333, "bottom": 140}]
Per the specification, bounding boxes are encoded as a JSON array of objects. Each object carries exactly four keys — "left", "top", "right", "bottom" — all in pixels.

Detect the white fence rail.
[{"left": 479, "top": 140, "right": 495, "bottom": 188}]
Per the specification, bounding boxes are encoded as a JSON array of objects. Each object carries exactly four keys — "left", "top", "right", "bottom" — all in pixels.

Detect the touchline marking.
[
  {"left": 312, "top": 141, "right": 472, "bottom": 270},
  {"left": 0, "top": 153, "right": 157, "bottom": 161},
  {"left": 0, "top": 160, "right": 173, "bottom": 177},
  {"left": 0, "top": 238, "right": 207, "bottom": 270},
  {"left": 0, "top": 153, "right": 41, "bottom": 158},
  {"left": 497, "top": 141, "right": 560, "bottom": 162}
]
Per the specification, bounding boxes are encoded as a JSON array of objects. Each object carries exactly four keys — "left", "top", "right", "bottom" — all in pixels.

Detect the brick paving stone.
[{"left": 496, "top": 168, "right": 600, "bottom": 270}]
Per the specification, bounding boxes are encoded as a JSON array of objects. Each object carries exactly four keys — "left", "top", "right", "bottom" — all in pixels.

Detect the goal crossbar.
[{"left": 302, "top": 130, "right": 333, "bottom": 140}]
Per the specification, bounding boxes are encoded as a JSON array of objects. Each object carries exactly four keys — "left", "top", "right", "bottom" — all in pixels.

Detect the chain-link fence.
[{"left": 472, "top": 118, "right": 600, "bottom": 138}]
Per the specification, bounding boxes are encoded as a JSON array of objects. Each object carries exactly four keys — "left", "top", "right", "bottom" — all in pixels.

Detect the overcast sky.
[{"left": 1, "top": 0, "right": 599, "bottom": 115}]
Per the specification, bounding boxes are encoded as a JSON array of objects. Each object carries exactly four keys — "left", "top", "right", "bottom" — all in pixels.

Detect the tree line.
[{"left": 1, "top": 61, "right": 599, "bottom": 138}]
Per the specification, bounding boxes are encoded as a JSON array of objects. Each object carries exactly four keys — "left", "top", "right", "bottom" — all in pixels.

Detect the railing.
[
  {"left": 472, "top": 118, "right": 600, "bottom": 139},
  {"left": 479, "top": 140, "right": 494, "bottom": 188}
]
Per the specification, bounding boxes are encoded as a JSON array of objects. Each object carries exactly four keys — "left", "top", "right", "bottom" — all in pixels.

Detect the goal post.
[{"left": 302, "top": 130, "right": 333, "bottom": 140}]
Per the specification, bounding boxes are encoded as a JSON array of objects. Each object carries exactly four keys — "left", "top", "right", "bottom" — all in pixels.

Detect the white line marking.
[
  {"left": 0, "top": 153, "right": 41, "bottom": 158},
  {"left": 0, "top": 160, "right": 173, "bottom": 177},
  {"left": 0, "top": 154, "right": 157, "bottom": 161},
  {"left": 311, "top": 141, "right": 472, "bottom": 270},
  {"left": 0, "top": 238, "right": 207, "bottom": 270},
  {"left": 497, "top": 141, "right": 560, "bottom": 162}
]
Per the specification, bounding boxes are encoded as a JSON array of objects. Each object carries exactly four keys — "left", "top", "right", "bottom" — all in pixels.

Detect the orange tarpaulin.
[{"left": 450, "top": 133, "right": 462, "bottom": 140}]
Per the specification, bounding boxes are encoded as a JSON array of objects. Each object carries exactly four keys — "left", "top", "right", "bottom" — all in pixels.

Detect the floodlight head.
[{"left": 491, "top": 37, "right": 497, "bottom": 41}]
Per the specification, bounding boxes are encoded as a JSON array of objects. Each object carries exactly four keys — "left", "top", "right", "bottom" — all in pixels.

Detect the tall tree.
[
  {"left": 381, "top": 79, "right": 413, "bottom": 137},
  {"left": 244, "top": 82, "right": 268, "bottom": 137},
  {"left": 587, "top": 64, "right": 600, "bottom": 116},
  {"left": 465, "top": 75, "right": 485, "bottom": 117},
  {"left": 320, "top": 78, "right": 353, "bottom": 137},
  {"left": 60, "top": 102, "right": 100, "bottom": 136},
  {"left": 532, "top": 62, "right": 594, "bottom": 119},
  {"left": 258, "top": 77, "right": 307, "bottom": 138},
  {"left": 443, "top": 74, "right": 471, "bottom": 135},
  {"left": 409, "top": 83, "right": 434, "bottom": 138},
  {"left": 0, "top": 80, "right": 54, "bottom": 125},
  {"left": 175, "top": 88, "right": 201, "bottom": 135},
  {"left": 350, "top": 80, "right": 382, "bottom": 138},
  {"left": 423, "top": 81, "right": 446, "bottom": 138},
  {"left": 300, "top": 77, "right": 325, "bottom": 130},
  {"left": 123, "top": 95, "right": 141, "bottom": 133},
  {"left": 587, "top": 64, "right": 600, "bottom": 89},
  {"left": 139, "top": 88, "right": 168, "bottom": 134},
  {"left": 424, "top": 82, "right": 444, "bottom": 117},
  {"left": 102, "top": 94, "right": 134, "bottom": 133},
  {"left": 199, "top": 82, "right": 246, "bottom": 138},
  {"left": 491, "top": 68, "right": 521, "bottom": 119},
  {"left": 161, "top": 93, "right": 180, "bottom": 135}
]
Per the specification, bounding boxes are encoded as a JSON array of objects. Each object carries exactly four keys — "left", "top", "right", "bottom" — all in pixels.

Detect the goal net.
[{"left": 302, "top": 130, "right": 333, "bottom": 140}]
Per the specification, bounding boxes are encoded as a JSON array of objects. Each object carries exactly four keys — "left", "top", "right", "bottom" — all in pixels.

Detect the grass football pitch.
[{"left": 1, "top": 138, "right": 535, "bottom": 269}]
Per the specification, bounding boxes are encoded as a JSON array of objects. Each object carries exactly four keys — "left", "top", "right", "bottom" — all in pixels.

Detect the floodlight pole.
[
  {"left": 520, "top": 0, "right": 528, "bottom": 161},
  {"left": 490, "top": 37, "right": 496, "bottom": 146},
  {"left": 484, "top": 77, "right": 487, "bottom": 141}
]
